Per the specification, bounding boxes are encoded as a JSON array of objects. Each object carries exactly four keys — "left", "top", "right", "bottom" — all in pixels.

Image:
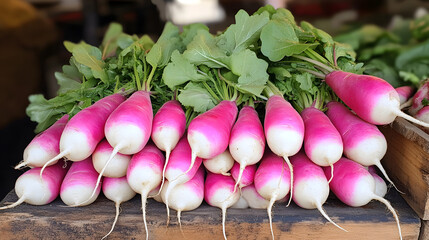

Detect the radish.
[
  {"left": 324, "top": 157, "right": 402, "bottom": 239},
  {"left": 229, "top": 105, "right": 265, "bottom": 192},
  {"left": 323, "top": 70, "right": 429, "bottom": 127},
  {"left": 409, "top": 81, "right": 429, "bottom": 115},
  {"left": 326, "top": 101, "right": 400, "bottom": 192},
  {"left": 230, "top": 162, "right": 257, "bottom": 188},
  {"left": 301, "top": 106, "right": 343, "bottom": 183},
  {"left": 290, "top": 152, "right": 346, "bottom": 231},
  {"left": 60, "top": 157, "right": 102, "bottom": 206},
  {"left": 40, "top": 93, "right": 125, "bottom": 175},
  {"left": 101, "top": 176, "right": 136, "bottom": 240},
  {"left": 126, "top": 143, "right": 165, "bottom": 240},
  {"left": 151, "top": 99, "right": 186, "bottom": 193},
  {"left": 92, "top": 139, "right": 131, "bottom": 178},
  {"left": 264, "top": 94, "right": 304, "bottom": 205},
  {"left": 0, "top": 161, "right": 68, "bottom": 209},
  {"left": 187, "top": 100, "right": 238, "bottom": 175},
  {"left": 241, "top": 184, "right": 270, "bottom": 209},
  {"left": 204, "top": 172, "right": 240, "bottom": 240},
  {"left": 254, "top": 150, "right": 291, "bottom": 239},
  {"left": 396, "top": 86, "right": 415, "bottom": 108},
  {"left": 416, "top": 106, "right": 429, "bottom": 123},
  {"left": 161, "top": 166, "right": 205, "bottom": 228},
  {"left": 164, "top": 134, "right": 203, "bottom": 224},
  {"left": 368, "top": 166, "right": 388, "bottom": 198},
  {"left": 202, "top": 149, "right": 235, "bottom": 176},
  {"left": 16, "top": 115, "right": 68, "bottom": 169}
]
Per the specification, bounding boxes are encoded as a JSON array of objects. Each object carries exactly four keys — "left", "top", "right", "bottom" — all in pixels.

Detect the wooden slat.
[
  {"left": 380, "top": 117, "right": 429, "bottom": 220},
  {"left": 0, "top": 189, "right": 420, "bottom": 240}
]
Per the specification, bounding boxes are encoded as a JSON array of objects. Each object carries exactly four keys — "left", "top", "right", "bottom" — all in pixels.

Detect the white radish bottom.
[{"left": 203, "top": 150, "right": 234, "bottom": 175}]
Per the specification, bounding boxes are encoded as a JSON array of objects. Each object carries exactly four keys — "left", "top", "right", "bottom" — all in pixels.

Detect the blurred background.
[{"left": 0, "top": 0, "right": 427, "bottom": 199}]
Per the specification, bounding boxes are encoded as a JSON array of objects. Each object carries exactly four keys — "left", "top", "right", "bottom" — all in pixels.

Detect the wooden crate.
[
  {"left": 0, "top": 189, "right": 420, "bottom": 240},
  {"left": 380, "top": 118, "right": 429, "bottom": 220}
]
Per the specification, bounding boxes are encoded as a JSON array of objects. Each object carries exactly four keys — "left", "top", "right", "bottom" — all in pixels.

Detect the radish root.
[{"left": 101, "top": 202, "right": 121, "bottom": 240}]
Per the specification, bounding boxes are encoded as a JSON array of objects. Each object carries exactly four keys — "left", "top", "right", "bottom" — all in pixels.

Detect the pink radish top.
[
  {"left": 105, "top": 91, "right": 153, "bottom": 151},
  {"left": 264, "top": 95, "right": 304, "bottom": 135},
  {"left": 151, "top": 100, "right": 186, "bottom": 138},
  {"left": 102, "top": 176, "right": 128, "bottom": 190},
  {"left": 395, "top": 86, "right": 415, "bottom": 105},
  {"left": 230, "top": 162, "right": 257, "bottom": 187},
  {"left": 325, "top": 71, "right": 399, "bottom": 124},
  {"left": 127, "top": 143, "right": 165, "bottom": 175},
  {"left": 24, "top": 162, "right": 69, "bottom": 203},
  {"left": 301, "top": 107, "right": 342, "bottom": 155},
  {"left": 188, "top": 100, "right": 238, "bottom": 158},
  {"left": 60, "top": 157, "right": 101, "bottom": 194},
  {"left": 323, "top": 157, "right": 371, "bottom": 206},
  {"left": 27, "top": 115, "right": 68, "bottom": 154},
  {"left": 290, "top": 152, "right": 326, "bottom": 189},
  {"left": 182, "top": 166, "right": 205, "bottom": 199},
  {"left": 410, "top": 82, "right": 429, "bottom": 115},
  {"left": 63, "top": 94, "right": 125, "bottom": 151},
  {"left": 204, "top": 172, "right": 236, "bottom": 206},
  {"left": 254, "top": 151, "right": 291, "bottom": 190},
  {"left": 166, "top": 135, "right": 203, "bottom": 178},
  {"left": 230, "top": 106, "right": 265, "bottom": 148},
  {"left": 326, "top": 101, "right": 385, "bottom": 149}
]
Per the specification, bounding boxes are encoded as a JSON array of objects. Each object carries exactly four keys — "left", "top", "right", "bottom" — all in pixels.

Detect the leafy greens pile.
[{"left": 27, "top": 5, "right": 360, "bottom": 133}]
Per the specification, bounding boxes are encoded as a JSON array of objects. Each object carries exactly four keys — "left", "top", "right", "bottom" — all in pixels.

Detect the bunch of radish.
[{"left": 5, "top": 5, "right": 425, "bottom": 240}]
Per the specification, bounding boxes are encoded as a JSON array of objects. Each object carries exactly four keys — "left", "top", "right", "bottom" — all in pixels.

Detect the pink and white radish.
[
  {"left": 230, "top": 162, "right": 257, "bottom": 188},
  {"left": 40, "top": 93, "right": 125, "bottom": 174},
  {"left": 204, "top": 172, "right": 240, "bottom": 240},
  {"left": 60, "top": 157, "right": 102, "bottom": 206},
  {"left": 230, "top": 195, "right": 249, "bottom": 209},
  {"left": 202, "top": 149, "right": 235, "bottom": 176},
  {"left": 241, "top": 184, "right": 270, "bottom": 209},
  {"left": 151, "top": 99, "right": 186, "bottom": 193},
  {"left": 290, "top": 152, "right": 346, "bottom": 231},
  {"left": 0, "top": 161, "right": 68, "bottom": 209},
  {"left": 409, "top": 81, "right": 429, "bottom": 115},
  {"left": 368, "top": 166, "right": 388, "bottom": 198},
  {"left": 416, "top": 106, "right": 429, "bottom": 124},
  {"left": 323, "top": 70, "right": 429, "bottom": 127},
  {"left": 161, "top": 166, "right": 205, "bottom": 228},
  {"left": 396, "top": 86, "right": 415, "bottom": 108},
  {"left": 101, "top": 176, "right": 136, "bottom": 240},
  {"left": 229, "top": 105, "right": 265, "bottom": 192},
  {"left": 301, "top": 106, "right": 343, "bottom": 183},
  {"left": 187, "top": 100, "right": 237, "bottom": 175},
  {"left": 324, "top": 158, "right": 402, "bottom": 239},
  {"left": 16, "top": 115, "right": 68, "bottom": 169},
  {"left": 92, "top": 139, "right": 131, "bottom": 178},
  {"left": 326, "top": 101, "right": 400, "bottom": 192},
  {"left": 254, "top": 150, "right": 291, "bottom": 239},
  {"left": 164, "top": 135, "right": 203, "bottom": 224},
  {"left": 264, "top": 95, "right": 304, "bottom": 205},
  {"left": 126, "top": 143, "right": 165, "bottom": 240}
]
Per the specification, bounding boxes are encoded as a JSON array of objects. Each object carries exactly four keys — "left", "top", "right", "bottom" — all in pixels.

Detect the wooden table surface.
[{"left": 0, "top": 188, "right": 421, "bottom": 240}]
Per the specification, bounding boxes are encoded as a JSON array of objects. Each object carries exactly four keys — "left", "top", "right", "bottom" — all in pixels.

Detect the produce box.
[
  {"left": 380, "top": 118, "right": 429, "bottom": 220},
  {"left": 0, "top": 190, "right": 420, "bottom": 239}
]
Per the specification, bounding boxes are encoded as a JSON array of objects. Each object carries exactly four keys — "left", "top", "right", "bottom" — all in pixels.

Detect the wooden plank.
[
  {"left": 0, "top": 189, "right": 420, "bottom": 240},
  {"left": 379, "top": 117, "right": 429, "bottom": 220},
  {"left": 419, "top": 220, "right": 429, "bottom": 240}
]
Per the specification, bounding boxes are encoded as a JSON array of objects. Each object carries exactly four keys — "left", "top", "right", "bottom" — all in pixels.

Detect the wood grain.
[
  {"left": 0, "top": 189, "right": 420, "bottom": 240},
  {"left": 380, "top": 117, "right": 429, "bottom": 220}
]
